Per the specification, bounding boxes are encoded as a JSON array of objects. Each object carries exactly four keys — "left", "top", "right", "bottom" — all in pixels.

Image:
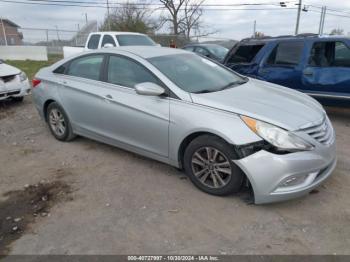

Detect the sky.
[{"left": 1, "top": 0, "right": 350, "bottom": 42}]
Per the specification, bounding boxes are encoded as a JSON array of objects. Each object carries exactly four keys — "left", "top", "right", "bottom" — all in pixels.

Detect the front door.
[{"left": 98, "top": 54, "right": 170, "bottom": 157}]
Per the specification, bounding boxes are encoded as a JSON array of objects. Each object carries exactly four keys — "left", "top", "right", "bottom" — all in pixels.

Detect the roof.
[
  {"left": 90, "top": 31, "right": 147, "bottom": 36},
  {"left": 240, "top": 34, "right": 350, "bottom": 44},
  {"left": 99, "top": 46, "right": 189, "bottom": 59},
  {"left": 0, "top": 18, "right": 20, "bottom": 28},
  {"left": 184, "top": 43, "right": 225, "bottom": 47}
]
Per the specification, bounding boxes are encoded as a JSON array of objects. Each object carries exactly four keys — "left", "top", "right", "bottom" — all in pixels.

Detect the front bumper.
[
  {"left": 0, "top": 78, "right": 30, "bottom": 100},
  {"left": 234, "top": 138, "right": 337, "bottom": 204}
]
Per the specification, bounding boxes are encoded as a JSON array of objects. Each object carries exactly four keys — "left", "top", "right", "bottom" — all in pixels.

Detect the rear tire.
[
  {"left": 47, "top": 102, "right": 76, "bottom": 141},
  {"left": 183, "top": 135, "right": 244, "bottom": 196}
]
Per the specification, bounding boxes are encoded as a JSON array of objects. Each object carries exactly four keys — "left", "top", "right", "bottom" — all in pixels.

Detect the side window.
[
  {"left": 67, "top": 55, "right": 104, "bottom": 80},
  {"left": 195, "top": 47, "right": 210, "bottom": 56},
  {"left": 87, "top": 34, "right": 101, "bottom": 49},
  {"left": 267, "top": 41, "right": 304, "bottom": 66},
  {"left": 53, "top": 63, "right": 69, "bottom": 74},
  {"left": 309, "top": 41, "right": 350, "bottom": 67},
  {"left": 101, "top": 35, "right": 116, "bottom": 47},
  {"left": 227, "top": 44, "right": 264, "bottom": 64},
  {"left": 107, "top": 56, "right": 160, "bottom": 88}
]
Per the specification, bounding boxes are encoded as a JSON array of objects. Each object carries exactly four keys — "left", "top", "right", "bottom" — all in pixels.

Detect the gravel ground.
[{"left": 0, "top": 96, "right": 349, "bottom": 255}]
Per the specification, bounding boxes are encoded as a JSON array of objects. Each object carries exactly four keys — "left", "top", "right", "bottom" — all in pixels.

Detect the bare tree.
[
  {"left": 101, "top": 1, "right": 159, "bottom": 33},
  {"left": 330, "top": 28, "right": 344, "bottom": 35},
  {"left": 159, "top": 0, "right": 207, "bottom": 39},
  {"left": 182, "top": 0, "right": 205, "bottom": 39}
]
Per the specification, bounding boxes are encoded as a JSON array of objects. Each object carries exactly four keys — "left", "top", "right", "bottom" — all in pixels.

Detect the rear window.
[
  {"left": 87, "top": 34, "right": 101, "bottom": 49},
  {"left": 309, "top": 41, "right": 350, "bottom": 67},
  {"left": 116, "top": 35, "right": 156, "bottom": 46},
  {"left": 267, "top": 41, "right": 304, "bottom": 66},
  {"left": 227, "top": 44, "right": 264, "bottom": 64}
]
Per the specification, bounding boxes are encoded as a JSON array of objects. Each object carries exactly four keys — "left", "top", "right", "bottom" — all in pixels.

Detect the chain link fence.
[{"left": 1, "top": 21, "right": 236, "bottom": 56}]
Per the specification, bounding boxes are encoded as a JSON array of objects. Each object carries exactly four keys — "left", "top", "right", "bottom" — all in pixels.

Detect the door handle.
[
  {"left": 259, "top": 68, "right": 270, "bottom": 74},
  {"left": 105, "top": 94, "right": 113, "bottom": 99},
  {"left": 104, "top": 94, "right": 114, "bottom": 103},
  {"left": 303, "top": 69, "right": 314, "bottom": 76}
]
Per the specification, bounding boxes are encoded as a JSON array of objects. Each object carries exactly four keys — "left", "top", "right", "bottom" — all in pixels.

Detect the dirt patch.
[
  {"left": 0, "top": 181, "right": 72, "bottom": 255},
  {"left": 0, "top": 100, "right": 17, "bottom": 120}
]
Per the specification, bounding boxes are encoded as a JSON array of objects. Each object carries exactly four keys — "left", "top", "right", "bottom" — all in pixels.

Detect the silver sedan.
[{"left": 32, "top": 47, "right": 336, "bottom": 204}]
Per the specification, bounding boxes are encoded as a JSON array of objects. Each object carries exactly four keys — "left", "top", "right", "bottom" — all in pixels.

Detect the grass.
[{"left": 5, "top": 54, "right": 63, "bottom": 81}]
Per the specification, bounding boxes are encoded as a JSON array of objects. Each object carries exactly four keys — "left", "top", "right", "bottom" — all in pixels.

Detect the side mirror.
[
  {"left": 103, "top": 43, "right": 114, "bottom": 48},
  {"left": 135, "top": 82, "right": 165, "bottom": 96}
]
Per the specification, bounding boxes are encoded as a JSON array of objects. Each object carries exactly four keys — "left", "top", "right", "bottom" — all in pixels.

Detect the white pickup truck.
[{"left": 63, "top": 32, "right": 158, "bottom": 58}]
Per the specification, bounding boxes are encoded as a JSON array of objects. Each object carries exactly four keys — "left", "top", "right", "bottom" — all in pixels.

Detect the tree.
[
  {"left": 182, "top": 0, "right": 205, "bottom": 39},
  {"left": 100, "top": 1, "right": 158, "bottom": 33},
  {"left": 159, "top": 0, "right": 206, "bottom": 39},
  {"left": 330, "top": 28, "right": 344, "bottom": 35},
  {"left": 254, "top": 31, "right": 266, "bottom": 38}
]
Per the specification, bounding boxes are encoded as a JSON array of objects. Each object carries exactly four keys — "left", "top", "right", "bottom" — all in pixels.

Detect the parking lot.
[{"left": 0, "top": 96, "right": 350, "bottom": 255}]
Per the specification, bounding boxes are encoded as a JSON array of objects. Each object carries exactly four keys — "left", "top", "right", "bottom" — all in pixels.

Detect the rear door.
[
  {"left": 257, "top": 40, "right": 305, "bottom": 89},
  {"left": 301, "top": 40, "right": 350, "bottom": 99},
  {"left": 56, "top": 54, "right": 108, "bottom": 136}
]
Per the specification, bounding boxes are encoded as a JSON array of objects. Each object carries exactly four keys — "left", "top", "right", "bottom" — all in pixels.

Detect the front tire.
[
  {"left": 184, "top": 135, "right": 244, "bottom": 196},
  {"left": 47, "top": 102, "right": 76, "bottom": 141},
  {"left": 12, "top": 96, "right": 24, "bottom": 102}
]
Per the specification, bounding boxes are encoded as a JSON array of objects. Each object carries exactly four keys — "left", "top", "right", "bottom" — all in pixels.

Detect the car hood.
[
  {"left": 0, "top": 63, "right": 21, "bottom": 77},
  {"left": 190, "top": 78, "right": 325, "bottom": 131}
]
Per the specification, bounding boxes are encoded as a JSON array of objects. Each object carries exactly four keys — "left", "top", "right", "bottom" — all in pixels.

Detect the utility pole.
[
  {"left": 320, "top": 6, "right": 327, "bottom": 35},
  {"left": 295, "top": 0, "right": 302, "bottom": 35},
  {"left": 318, "top": 6, "right": 325, "bottom": 35},
  {"left": 106, "top": 0, "right": 111, "bottom": 30},
  {"left": 55, "top": 25, "right": 60, "bottom": 42},
  {"left": 85, "top": 13, "right": 88, "bottom": 25},
  {"left": 253, "top": 20, "right": 256, "bottom": 38},
  {"left": 0, "top": 18, "right": 8, "bottom": 46}
]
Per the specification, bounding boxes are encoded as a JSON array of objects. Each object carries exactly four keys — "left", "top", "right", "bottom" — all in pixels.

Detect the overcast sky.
[{"left": 1, "top": 0, "right": 350, "bottom": 42}]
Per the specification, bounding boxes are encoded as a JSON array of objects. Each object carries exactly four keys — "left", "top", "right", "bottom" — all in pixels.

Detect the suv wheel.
[
  {"left": 184, "top": 135, "right": 244, "bottom": 196},
  {"left": 47, "top": 102, "right": 76, "bottom": 141}
]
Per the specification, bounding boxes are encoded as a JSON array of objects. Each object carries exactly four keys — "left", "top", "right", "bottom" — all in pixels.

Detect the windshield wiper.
[
  {"left": 219, "top": 78, "right": 249, "bottom": 91},
  {"left": 194, "top": 89, "right": 213, "bottom": 94},
  {"left": 193, "top": 78, "right": 248, "bottom": 94}
]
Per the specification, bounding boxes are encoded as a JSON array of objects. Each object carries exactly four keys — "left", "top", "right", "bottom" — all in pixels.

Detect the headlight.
[
  {"left": 19, "top": 71, "right": 27, "bottom": 82},
  {"left": 241, "top": 116, "right": 314, "bottom": 151}
]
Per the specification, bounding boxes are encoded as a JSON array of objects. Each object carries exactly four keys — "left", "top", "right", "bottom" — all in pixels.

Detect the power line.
[{"left": 0, "top": 0, "right": 298, "bottom": 11}]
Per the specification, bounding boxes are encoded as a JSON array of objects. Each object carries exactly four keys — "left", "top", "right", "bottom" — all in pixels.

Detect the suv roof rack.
[{"left": 241, "top": 33, "right": 320, "bottom": 42}]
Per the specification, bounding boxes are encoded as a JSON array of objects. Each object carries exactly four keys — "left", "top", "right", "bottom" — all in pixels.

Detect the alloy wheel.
[
  {"left": 191, "top": 147, "right": 232, "bottom": 189},
  {"left": 49, "top": 108, "right": 66, "bottom": 136}
]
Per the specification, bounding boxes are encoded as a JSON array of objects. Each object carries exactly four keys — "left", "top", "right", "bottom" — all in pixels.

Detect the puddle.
[{"left": 0, "top": 181, "right": 72, "bottom": 255}]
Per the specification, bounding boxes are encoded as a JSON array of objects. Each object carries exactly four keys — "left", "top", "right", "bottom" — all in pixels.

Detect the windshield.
[
  {"left": 148, "top": 53, "right": 247, "bottom": 93},
  {"left": 206, "top": 45, "right": 229, "bottom": 60},
  {"left": 116, "top": 35, "right": 156, "bottom": 46}
]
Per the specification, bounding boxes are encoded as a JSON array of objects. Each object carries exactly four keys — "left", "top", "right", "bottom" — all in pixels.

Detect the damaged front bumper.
[{"left": 234, "top": 139, "right": 337, "bottom": 204}]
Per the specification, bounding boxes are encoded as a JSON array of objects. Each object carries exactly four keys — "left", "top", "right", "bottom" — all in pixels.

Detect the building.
[{"left": 0, "top": 18, "right": 23, "bottom": 45}]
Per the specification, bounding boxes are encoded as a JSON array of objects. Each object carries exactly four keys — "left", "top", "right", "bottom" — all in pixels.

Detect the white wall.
[{"left": 0, "top": 46, "right": 48, "bottom": 61}]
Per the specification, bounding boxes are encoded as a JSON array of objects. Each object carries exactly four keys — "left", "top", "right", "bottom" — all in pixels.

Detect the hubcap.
[
  {"left": 49, "top": 108, "right": 66, "bottom": 136},
  {"left": 191, "top": 147, "right": 232, "bottom": 189}
]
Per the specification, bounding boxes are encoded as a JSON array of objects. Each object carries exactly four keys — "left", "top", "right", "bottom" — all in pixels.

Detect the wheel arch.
[
  {"left": 177, "top": 131, "right": 237, "bottom": 169},
  {"left": 43, "top": 99, "right": 56, "bottom": 122}
]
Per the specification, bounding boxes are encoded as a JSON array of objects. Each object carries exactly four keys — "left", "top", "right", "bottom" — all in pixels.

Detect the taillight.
[{"left": 32, "top": 78, "right": 41, "bottom": 88}]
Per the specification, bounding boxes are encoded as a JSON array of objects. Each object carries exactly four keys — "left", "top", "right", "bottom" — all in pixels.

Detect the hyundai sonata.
[{"left": 32, "top": 47, "right": 336, "bottom": 204}]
